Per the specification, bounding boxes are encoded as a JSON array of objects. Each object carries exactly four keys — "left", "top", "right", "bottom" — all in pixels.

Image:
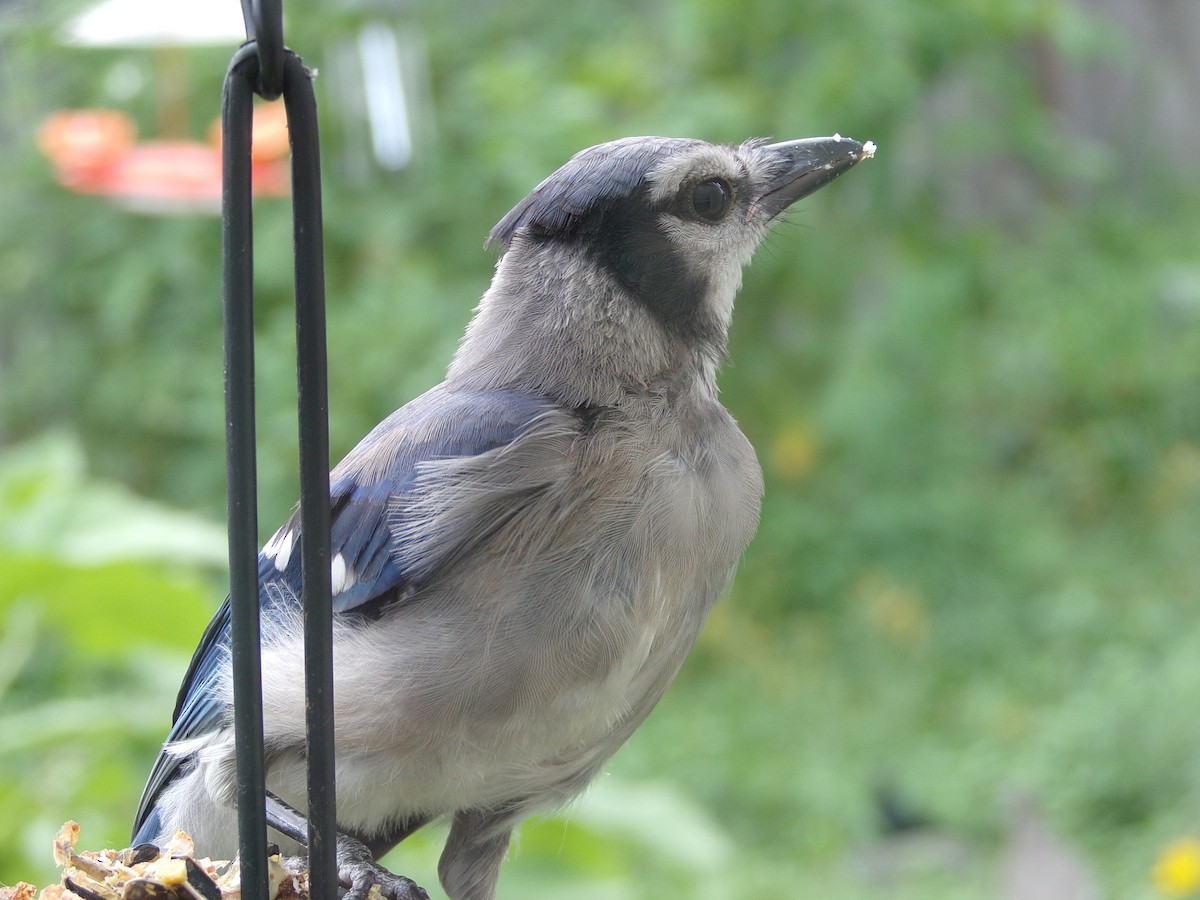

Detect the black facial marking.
[
  {"left": 488, "top": 137, "right": 740, "bottom": 345},
  {"left": 583, "top": 191, "right": 720, "bottom": 342},
  {"left": 600, "top": 190, "right": 710, "bottom": 331},
  {"left": 488, "top": 137, "right": 696, "bottom": 250}
]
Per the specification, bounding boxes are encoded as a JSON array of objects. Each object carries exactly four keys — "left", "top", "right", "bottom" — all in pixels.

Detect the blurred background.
[{"left": 2, "top": 0, "right": 1200, "bottom": 897}]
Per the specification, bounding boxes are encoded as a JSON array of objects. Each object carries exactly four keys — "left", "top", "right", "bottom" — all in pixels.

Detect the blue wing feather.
[{"left": 132, "top": 387, "right": 557, "bottom": 839}]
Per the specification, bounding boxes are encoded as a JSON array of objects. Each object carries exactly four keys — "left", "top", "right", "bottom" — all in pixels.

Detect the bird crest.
[{"left": 487, "top": 137, "right": 703, "bottom": 250}]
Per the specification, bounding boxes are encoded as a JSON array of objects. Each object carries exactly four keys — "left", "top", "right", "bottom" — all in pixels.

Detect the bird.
[{"left": 131, "top": 133, "right": 875, "bottom": 900}]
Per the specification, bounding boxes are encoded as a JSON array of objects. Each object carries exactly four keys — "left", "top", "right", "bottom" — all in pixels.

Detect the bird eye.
[{"left": 690, "top": 179, "right": 732, "bottom": 221}]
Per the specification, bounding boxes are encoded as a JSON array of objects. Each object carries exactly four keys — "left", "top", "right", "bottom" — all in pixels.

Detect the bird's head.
[{"left": 450, "top": 135, "right": 875, "bottom": 406}]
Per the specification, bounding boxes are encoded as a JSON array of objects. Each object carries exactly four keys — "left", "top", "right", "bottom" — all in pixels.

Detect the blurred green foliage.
[
  {"left": 0, "top": 436, "right": 220, "bottom": 879},
  {"left": 3, "top": 0, "right": 1200, "bottom": 896}
]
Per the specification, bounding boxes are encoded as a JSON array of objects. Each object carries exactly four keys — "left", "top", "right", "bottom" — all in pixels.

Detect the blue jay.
[{"left": 132, "top": 134, "right": 874, "bottom": 899}]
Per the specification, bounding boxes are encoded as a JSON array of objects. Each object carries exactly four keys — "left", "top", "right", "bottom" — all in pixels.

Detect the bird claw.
[{"left": 336, "top": 835, "right": 429, "bottom": 900}]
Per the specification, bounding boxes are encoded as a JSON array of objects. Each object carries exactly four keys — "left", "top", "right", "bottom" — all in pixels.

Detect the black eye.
[{"left": 690, "top": 178, "right": 732, "bottom": 221}]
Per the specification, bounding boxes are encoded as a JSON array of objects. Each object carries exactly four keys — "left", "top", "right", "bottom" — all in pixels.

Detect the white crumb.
[{"left": 861, "top": 140, "right": 877, "bottom": 159}]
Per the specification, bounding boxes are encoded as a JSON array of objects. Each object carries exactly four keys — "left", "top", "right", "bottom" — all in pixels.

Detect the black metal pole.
[
  {"left": 282, "top": 53, "right": 339, "bottom": 900},
  {"left": 221, "top": 42, "right": 270, "bottom": 900},
  {"left": 223, "top": 4, "right": 337, "bottom": 897}
]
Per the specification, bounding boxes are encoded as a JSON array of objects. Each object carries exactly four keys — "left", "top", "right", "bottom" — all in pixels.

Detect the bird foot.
[{"left": 336, "top": 835, "right": 429, "bottom": 900}]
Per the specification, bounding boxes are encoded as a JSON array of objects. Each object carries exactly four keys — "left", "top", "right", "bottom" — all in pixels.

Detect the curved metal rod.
[
  {"left": 238, "top": 0, "right": 285, "bottom": 100},
  {"left": 221, "top": 41, "right": 270, "bottom": 900},
  {"left": 281, "top": 49, "right": 338, "bottom": 900},
  {"left": 222, "top": 38, "right": 337, "bottom": 900}
]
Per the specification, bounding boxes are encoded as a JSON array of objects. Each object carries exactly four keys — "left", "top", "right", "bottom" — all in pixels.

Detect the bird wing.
[{"left": 132, "top": 386, "right": 562, "bottom": 838}]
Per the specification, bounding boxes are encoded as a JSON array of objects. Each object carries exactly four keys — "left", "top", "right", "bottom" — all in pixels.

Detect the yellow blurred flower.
[
  {"left": 855, "top": 569, "right": 929, "bottom": 649},
  {"left": 1153, "top": 442, "right": 1200, "bottom": 511},
  {"left": 1153, "top": 837, "right": 1200, "bottom": 897},
  {"left": 770, "top": 421, "right": 820, "bottom": 483}
]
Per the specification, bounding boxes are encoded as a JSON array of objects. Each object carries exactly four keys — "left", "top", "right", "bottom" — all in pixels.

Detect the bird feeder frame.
[{"left": 222, "top": 3, "right": 338, "bottom": 900}]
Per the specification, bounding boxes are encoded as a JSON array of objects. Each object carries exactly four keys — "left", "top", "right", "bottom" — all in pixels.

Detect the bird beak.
[{"left": 757, "top": 135, "right": 875, "bottom": 216}]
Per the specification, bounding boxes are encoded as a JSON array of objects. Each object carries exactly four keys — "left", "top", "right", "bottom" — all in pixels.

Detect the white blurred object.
[
  {"left": 357, "top": 23, "right": 413, "bottom": 170},
  {"left": 327, "top": 21, "right": 432, "bottom": 177},
  {"left": 1001, "top": 790, "right": 1103, "bottom": 900},
  {"left": 65, "top": 0, "right": 245, "bottom": 47}
]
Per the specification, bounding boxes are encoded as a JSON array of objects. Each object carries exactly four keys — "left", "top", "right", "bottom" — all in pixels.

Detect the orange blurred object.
[
  {"left": 220, "top": 102, "right": 291, "bottom": 163},
  {"left": 37, "top": 107, "right": 289, "bottom": 214},
  {"left": 37, "top": 108, "right": 136, "bottom": 172}
]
